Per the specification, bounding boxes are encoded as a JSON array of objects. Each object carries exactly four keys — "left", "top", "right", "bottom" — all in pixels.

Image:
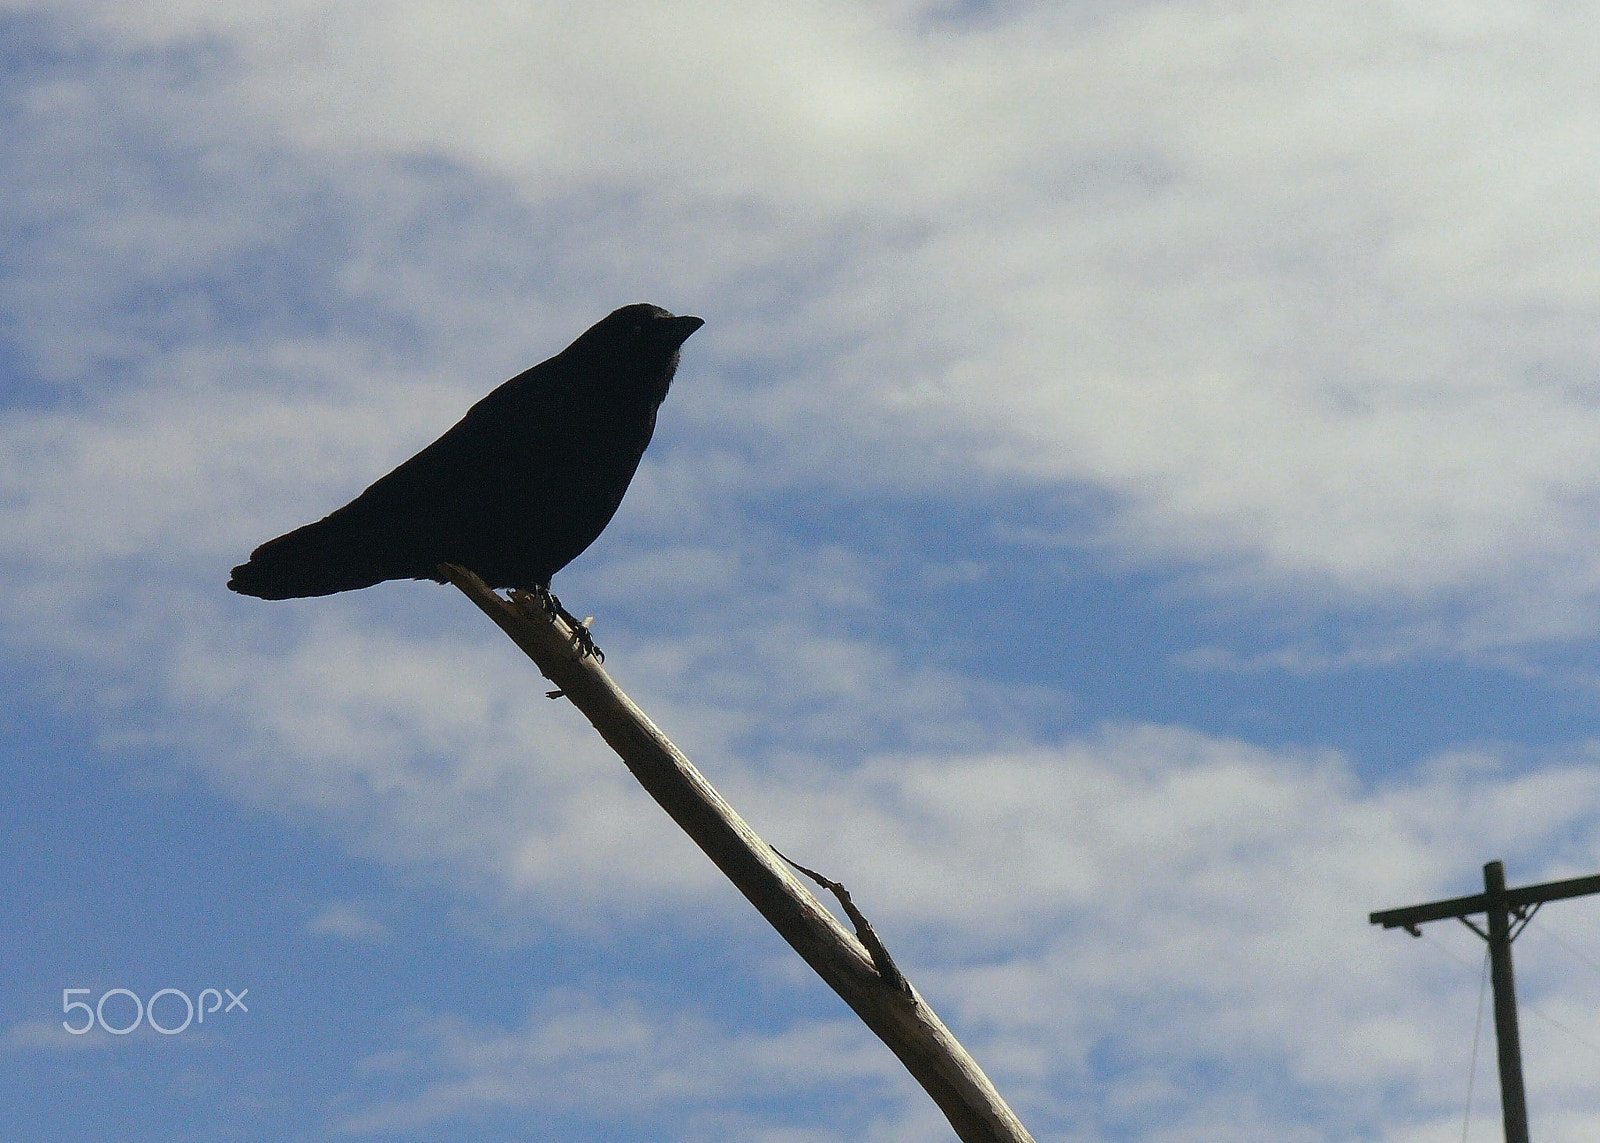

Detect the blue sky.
[{"left": 5, "top": 2, "right": 1600, "bottom": 1140}]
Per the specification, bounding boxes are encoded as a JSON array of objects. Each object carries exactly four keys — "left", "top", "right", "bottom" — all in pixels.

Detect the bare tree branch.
[
  {"left": 771, "top": 843, "right": 912, "bottom": 997},
  {"left": 440, "top": 564, "right": 1036, "bottom": 1143}
]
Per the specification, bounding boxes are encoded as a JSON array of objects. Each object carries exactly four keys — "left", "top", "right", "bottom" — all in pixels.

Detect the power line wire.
[
  {"left": 1419, "top": 927, "right": 1481, "bottom": 974},
  {"left": 1527, "top": 916, "right": 1600, "bottom": 981},
  {"left": 1416, "top": 925, "right": 1600, "bottom": 1060},
  {"left": 1519, "top": 1000, "right": 1600, "bottom": 1059},
  {"left": 1461, "top": 947, "right": 1489, "bottom": 1143}
]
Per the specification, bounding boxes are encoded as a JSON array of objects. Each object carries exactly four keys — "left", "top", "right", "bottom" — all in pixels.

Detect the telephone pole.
[{"left": 1370, "top": 861, "right": 1600, "bottom": 1143}]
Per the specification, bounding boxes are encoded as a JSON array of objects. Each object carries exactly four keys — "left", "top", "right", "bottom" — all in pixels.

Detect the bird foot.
[{"left": 526, "top": 586, "right": 604, "bottom": 663}]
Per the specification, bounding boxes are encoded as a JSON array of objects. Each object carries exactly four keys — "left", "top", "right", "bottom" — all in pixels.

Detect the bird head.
[{"left": 575, "top": 303, "right": 703, "bottom": 404}]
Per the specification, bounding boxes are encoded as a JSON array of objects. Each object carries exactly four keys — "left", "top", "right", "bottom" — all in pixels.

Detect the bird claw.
[
  {"left": 568, "top": 619, "right": 603, "bottom": 663},
  {"left": 527, "top": 586, "right": 604, "bottom": 662}
]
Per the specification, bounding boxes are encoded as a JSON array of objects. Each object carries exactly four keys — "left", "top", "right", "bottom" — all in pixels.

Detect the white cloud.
[
  {"left": 337, "top": 992, "right": 919, "bottom": 1138},
  {"left": 307, "top": 901, "right": 391, "bottom": 941},
  {"left": 296, "top": 725, "right": 1600, "bottom": 1141},
  {"left": 6, "top": 4, "right": 1600, "bottom": 1138},
  {"left": 6, "top": 0, "right": 1600, "bottom": 644},
  {"left": 2, "top": 1019, "right": 118, "bottom": 1052}
]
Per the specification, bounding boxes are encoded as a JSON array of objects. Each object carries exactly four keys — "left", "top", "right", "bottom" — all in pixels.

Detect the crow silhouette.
[{"left": 229, "top": 303, "right": 702, "bottom": 603}]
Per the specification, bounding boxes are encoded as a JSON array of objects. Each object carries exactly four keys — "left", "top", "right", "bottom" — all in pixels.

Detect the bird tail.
[{"left": 228, "top": 512, "right": 413, "bottom": 599}]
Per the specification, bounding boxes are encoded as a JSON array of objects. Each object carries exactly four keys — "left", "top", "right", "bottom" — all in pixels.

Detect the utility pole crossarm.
[
  {"left": 1370, "top": 871, "right": 1600, "bottom": 930},
  {"left": 1370, "top": 861, "right": 1600, "bottom": 1143}
]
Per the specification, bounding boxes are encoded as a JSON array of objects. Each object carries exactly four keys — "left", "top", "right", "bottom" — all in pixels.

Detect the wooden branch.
[
  {"left": 441, "top": 565, "right": 1036, "bottom": 1143},
  {"left": 772, "top": 843, "right": 912, "bottom": 996}
]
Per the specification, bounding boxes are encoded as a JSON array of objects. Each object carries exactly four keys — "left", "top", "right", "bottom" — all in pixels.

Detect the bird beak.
[{"left": 659, "top": 315, "right": 704, "bottom": 350}]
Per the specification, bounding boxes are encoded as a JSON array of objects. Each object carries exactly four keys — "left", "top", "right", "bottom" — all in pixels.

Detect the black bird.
[{"left": 229, "top": 303, "right": 703, "bottom": 605}]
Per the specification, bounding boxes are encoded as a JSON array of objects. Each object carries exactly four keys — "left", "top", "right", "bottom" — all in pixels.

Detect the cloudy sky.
[{"left": 5, "top": 1, "right": 1600, "bottom": 1139}]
